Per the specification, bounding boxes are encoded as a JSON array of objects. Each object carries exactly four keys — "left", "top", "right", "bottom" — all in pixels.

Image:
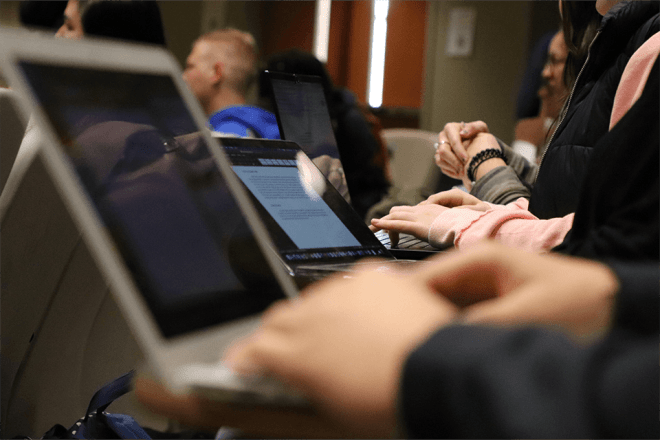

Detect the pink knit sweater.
[{"left": 428, "top": 32, "right": 660, "bottom": 253}]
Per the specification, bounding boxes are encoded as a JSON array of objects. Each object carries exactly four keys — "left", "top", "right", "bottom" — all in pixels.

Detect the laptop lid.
[
  {"left": 0, "top": 29, "right": 298, "bottom": 393},
  {"left": 265, "top": 71, "right": 340, "bottom": 160},
  {"left": 218, "top": 137, "right": 393, "bottom": 273}
]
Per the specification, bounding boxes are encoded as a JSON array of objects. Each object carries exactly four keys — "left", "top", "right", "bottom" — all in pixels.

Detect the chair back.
[{"left": 382, "top": 128, "right": 442, "bottom": 203}]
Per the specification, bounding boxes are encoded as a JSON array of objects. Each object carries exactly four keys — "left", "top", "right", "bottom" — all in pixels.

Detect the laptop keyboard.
[
  {"left": 375, "top": 229, "right": 436, "bottom": 250},
  {"left": 180, "top": 363, "right": 309, "bottom": 407}
]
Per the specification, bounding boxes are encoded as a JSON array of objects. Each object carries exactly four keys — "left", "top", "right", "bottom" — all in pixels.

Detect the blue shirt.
[{"left": 208, "top": 105, "right": 280, "bottom": 139}]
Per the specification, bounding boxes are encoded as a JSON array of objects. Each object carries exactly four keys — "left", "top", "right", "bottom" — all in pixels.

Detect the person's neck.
[{"left": 206, "top": 89, "right": 246, "bottom": 116}]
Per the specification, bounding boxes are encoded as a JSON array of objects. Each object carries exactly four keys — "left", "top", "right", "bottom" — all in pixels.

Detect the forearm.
[
  {"left": 480, "top": 213, "right": 574, "bottom": 253},
  {"left": 468, "top": 139, "right": 536, "bottom": 204},
  {"left": 470, "top": 166, "right": 531, "bottom": 204},
  {"left": 427, "top": 199, "right": 570, "bottom": 253},
  {"left": 399, "top": 259, "right": 659, "bottom": 439},
  {"left": 399, "top": 325, "right": 591, "bottom": 438}
]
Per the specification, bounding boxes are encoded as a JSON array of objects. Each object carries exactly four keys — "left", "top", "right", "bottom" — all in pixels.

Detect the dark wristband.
[{"left": 467, "top": 148, "right": 507, "bottom": 182}]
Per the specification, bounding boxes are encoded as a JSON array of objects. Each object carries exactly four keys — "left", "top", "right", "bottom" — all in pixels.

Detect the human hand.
[
  {"left": 416, "top": 242, "right": 619, "bottom": 341},
  {"left": 370, "top": 203, "right": 449, "bottom": 247},
  {"left": 435, "top": 120, "right": 489, "bottom": 179},
  {"left": 421, "top": 188, "right": 481, "bottom": 207},
  {"left": 226, "top": 266, "right": 458, "bottom": 438},
  {"left": 459, "top": 132, "right": 505, "bottom": 189}
]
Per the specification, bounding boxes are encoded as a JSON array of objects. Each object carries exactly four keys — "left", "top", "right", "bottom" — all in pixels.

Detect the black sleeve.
[
  {"left": 609, "top": 261, "right": 659, "bottom": 333},
  {"left": 399, "top": 264, "right": 659, "bottom": 439}
]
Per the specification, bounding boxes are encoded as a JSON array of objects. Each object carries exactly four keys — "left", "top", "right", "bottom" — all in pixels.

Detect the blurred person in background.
[
  {"left": 54, "top": 0, "right": 166, "bottom": 45},
  {"left": 515, "top": 31, "right": 554, "bottom": 121},
  {"left": 183, "top": 29, "right": 280, "bottom": 140},
  {"left": 512, "top": 29, "right": 569, "bottom": 163}
]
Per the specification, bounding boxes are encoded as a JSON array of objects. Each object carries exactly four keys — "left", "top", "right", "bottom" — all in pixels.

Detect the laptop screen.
[
  {"left": 220, "top": 138, "right": 389, "bottom": 266},
  {"left": 267, "top": 72, "right": 341, "bottom": 161},
  {"left": 18, "top": 61, "right": 287, "bottom": 338}
]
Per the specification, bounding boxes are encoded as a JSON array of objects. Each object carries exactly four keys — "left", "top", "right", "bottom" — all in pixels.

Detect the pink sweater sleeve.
[{"left": 428, "top": 198, "right": 574, "bottom": 253}]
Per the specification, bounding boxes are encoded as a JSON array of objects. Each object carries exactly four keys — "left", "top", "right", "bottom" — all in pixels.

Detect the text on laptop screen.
[
  {"left": 222, "top": 140, "right": 388, "bottom": 264},
  {"left": 19, "top": 62, "right": 287, "bottom": 338}
]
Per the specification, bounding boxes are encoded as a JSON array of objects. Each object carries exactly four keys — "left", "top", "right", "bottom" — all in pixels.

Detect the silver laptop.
[{"left": 0, "top": 29, "right": 306, "bottom": 406}]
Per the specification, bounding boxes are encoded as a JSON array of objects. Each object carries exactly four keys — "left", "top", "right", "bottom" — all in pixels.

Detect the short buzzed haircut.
[{"left": 196, "top": 28, "right": 258, "bottom": 96}]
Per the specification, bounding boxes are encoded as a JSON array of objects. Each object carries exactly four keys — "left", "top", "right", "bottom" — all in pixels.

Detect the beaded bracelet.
[{"left": 467, "top": 148, "right": 507, "bottom": 182}]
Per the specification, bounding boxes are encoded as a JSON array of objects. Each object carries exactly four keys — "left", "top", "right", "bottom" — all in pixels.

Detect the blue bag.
[{"left": 41, "top": 371, "right": 151, "bottom": 439}]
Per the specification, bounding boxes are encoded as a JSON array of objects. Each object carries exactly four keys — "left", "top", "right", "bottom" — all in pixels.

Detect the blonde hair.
[{"left": 196, "top": 28, "right": 258, "bottom": 96}]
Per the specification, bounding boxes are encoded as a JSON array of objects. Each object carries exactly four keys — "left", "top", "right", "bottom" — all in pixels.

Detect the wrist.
[
  {"left": 466, "top": 148, "right": 507, "bottom": 182},
  {"left": 474, "top": 158, "right": 507, "bottom": 181}
]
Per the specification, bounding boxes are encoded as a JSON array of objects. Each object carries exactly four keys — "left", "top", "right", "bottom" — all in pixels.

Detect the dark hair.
[
  {"left": 264, "top": 49, "right": 335, "bottom": 97},
  {"left": 19, "top": 1, "right": 68, "bottom": 30},
  {"left": 82, "top": 0, "right": 167, "bottom": 46},
  {"left": 560, "top": 1, "right": 601, "bottom": 89}
]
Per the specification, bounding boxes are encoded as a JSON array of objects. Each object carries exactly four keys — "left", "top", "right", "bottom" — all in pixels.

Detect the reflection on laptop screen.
[
  {"left": 19, "top": 62, "right": 286, "bottom": 338},
  {"left": 222, "top": 139, "right": 388, "bottom": 265}
]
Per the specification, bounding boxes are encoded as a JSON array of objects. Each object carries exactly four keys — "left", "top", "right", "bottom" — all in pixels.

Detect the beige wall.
[
  {"left": 159, "top": 1, "right": 266, "bottom": 70},
  {"left": 158, "top": 1, "right": 204, "bottom": 69},
  {"left": 421, "top": 1, "right": 533, "bottom": 143}
]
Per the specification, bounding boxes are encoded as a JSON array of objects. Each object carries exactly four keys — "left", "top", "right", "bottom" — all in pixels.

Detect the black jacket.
[
  {"left": 554, "top": 57, "right": 658, "bottom": 261},
  {"left": 528, "top": 1, "right": 659, "bottom": 220},
  {"left": 400, "top": 262, "right": 659, "bottom": 438}
]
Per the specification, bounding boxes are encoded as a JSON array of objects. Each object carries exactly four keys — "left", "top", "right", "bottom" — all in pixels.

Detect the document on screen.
[{"left": 233, "top": 166, "right": 360, "bottom": 249}]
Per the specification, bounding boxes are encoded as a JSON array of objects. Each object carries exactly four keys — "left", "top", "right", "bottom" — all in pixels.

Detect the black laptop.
[{"left": 264, "top": 70, "right": 439, "bottom": 258}]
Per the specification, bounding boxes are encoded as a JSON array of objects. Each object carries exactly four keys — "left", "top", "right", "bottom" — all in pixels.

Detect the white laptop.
[{"left": 0, "top": 29, "right": 307, "bottom": 406}]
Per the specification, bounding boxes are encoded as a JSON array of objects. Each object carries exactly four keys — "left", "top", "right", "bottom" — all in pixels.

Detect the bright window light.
[
  {"left": 313, "top": 0, "right": 332, "bottom": 63},
  {"left": 367, "top": 0, "right": 389, "bottom": 108}
]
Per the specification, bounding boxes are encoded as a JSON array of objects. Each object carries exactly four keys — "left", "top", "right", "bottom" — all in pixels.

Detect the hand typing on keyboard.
[{"left": 370, "top": 203, "right": 450, "bottom": 247}]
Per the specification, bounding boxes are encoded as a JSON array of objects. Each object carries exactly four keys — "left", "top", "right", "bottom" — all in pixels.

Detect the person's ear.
[{"left": 211, "top": 61, "right": 223, "bottom": 84}]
